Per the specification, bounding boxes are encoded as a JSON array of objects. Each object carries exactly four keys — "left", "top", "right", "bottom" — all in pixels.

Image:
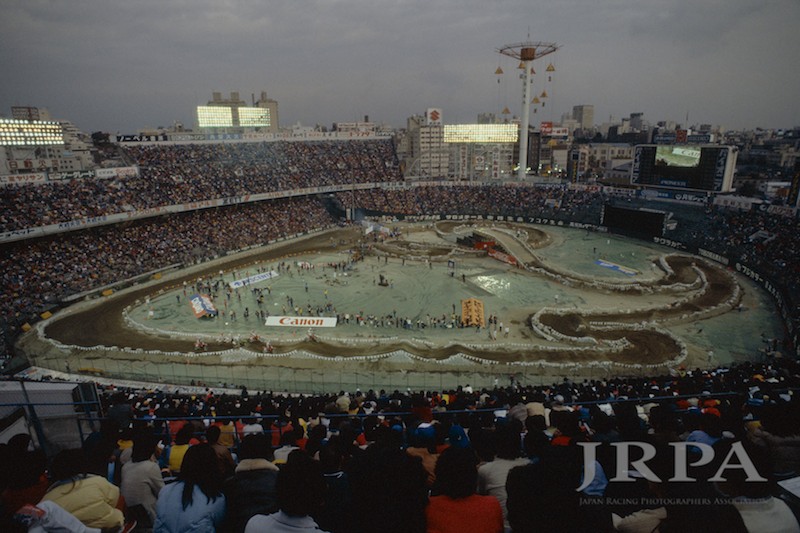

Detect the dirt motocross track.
[{"left": 42, "top": 224, "right": 740, "bottom": 368}]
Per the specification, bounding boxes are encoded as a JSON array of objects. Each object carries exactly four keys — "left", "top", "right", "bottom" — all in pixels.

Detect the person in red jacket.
[{"left": 425, "top": 446, "right": 503, "bottom": 533}]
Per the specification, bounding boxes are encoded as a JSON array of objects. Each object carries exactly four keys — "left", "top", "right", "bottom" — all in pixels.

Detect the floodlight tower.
[{"left": 497, "top": 40, "right": 559, "bottom": 180}]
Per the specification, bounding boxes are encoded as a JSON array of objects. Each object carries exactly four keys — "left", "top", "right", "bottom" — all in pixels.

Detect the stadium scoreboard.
[{"left": 631, "top": 144, "right": 736, "bottom": 193}]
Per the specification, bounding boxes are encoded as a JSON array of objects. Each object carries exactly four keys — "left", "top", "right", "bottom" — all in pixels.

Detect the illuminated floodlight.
[
  {"left": 238, "top": 107, "right": 271, "bottom": 127},
  {"left": 0, "top": 118, "right": 63, "bottom": 146},
  {"left": 444, "top": 124, "right": 518, "bottom": 143},
  {"left": 197, "top": 106, "right": 233, "bottom": 128}
]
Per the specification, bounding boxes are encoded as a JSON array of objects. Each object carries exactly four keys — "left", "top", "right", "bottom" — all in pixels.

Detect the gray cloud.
[{"left": 1, "top": 0, "right": 797, "bottom": 133}]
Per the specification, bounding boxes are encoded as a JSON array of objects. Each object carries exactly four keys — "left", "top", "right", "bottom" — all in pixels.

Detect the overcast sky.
[{"left": 1, "top": 0, "right": 798, "bottom": 134}]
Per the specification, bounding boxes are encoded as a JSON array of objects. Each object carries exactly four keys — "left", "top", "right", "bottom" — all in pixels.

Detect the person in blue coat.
[{"left": 154, "top": 443, "right": 225, "bottom": 533}]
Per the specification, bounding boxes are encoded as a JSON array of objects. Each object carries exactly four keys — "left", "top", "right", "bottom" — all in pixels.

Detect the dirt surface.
[
  {"left": 38, "top": 223, "right": 740, "bottom": 371},
  {"left": 46, "top": 228, "right": 363, "bottom": 352}
]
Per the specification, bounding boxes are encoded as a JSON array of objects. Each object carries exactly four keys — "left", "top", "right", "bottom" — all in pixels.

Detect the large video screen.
[
  {"left": 655, "top": 146, "right": 701, "bottom": 168},
  {"left": 632, "top": 145, "right": 731, "bottom": 192}
]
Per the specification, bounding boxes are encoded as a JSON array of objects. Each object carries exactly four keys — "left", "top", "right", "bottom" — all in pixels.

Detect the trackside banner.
[
  {"left": 265, "top": 316, "right": 338, "bottom": 328},
  {"left": 229, "top": 271, "right": 279, "bottom": 289},
  {"left": 488, "top": 249, "right": 517, "bottom": 266},
  {"left": 189, "top": 294, "right": 218, "bottom": 318}
]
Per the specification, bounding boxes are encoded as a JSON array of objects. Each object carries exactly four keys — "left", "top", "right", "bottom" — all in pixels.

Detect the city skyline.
[{"left": 1, "top": 0, "right": 798, "bottom": 134}]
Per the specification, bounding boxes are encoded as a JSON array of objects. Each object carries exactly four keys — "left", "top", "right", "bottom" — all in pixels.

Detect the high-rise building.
[
  {"left": 399, "top": 111, "right": 450, "bottom": 179},
  {"left": 572, "top": 105, "right": 594, "bottom": 130},
  {"left": 629, "top": 112, "right": 645, "bottom": 131},
  {"left": 400, "top": 111, "right": 520, "bottom": 180}
]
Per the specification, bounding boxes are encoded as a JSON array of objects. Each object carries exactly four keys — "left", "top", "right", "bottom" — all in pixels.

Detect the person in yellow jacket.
[
  {"left": 164, "top": 424, "right": 196, "bottom": 475},
  {"left": 40, "top": 449, "right": 125, "bottom": 530}
]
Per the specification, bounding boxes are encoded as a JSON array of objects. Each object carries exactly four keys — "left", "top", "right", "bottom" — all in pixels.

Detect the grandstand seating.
[
  {"left": 1, "top": 133, "right": 799, "bottom": 529},
  {"left": 2, "top": 357, "right": 799, "bottom": 532},
  {"left": 1, "top": 139, "right": 798, "bottom": 375}
]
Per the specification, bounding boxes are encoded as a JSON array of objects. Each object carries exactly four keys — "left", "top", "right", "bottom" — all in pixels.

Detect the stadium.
[
  {"left": 0, "top": 136, "right": 790, "bottom": 390},
  {"left": 13, "top": 212, "right": 781, "bottom": 392},
  {"left": 2, "top": 134, "right": 800, "bottom": 532}
]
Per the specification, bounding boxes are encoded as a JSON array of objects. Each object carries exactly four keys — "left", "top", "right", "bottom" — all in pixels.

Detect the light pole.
[{"left": 497, "top": 40, "right": 559, "bottom": 181}]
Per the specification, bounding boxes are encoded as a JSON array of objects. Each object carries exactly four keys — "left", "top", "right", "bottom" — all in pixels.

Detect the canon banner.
[
  {"left": 189, "top": 294, "right": 218, "bottom": 318},
  {"left": 265, "top": 316, "right": 338, "bottom": 328}
]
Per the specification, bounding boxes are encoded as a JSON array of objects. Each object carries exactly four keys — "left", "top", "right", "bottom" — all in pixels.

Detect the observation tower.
[{"left": 497, "top": 39, "right": 559, "bottom": 180}]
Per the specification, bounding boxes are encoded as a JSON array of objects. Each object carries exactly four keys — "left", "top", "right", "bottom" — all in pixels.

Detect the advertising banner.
[
  {"left": 488, "top": 249, "right": 517, "bottom": 266},
  {"left": 228, "top": 271, "right": 279, "bottom": 289},
  {"left": 265, "top": 316, "right": 338, "bottom": 328},
  {"left": 687, "top": 134, "right": 712, "bottom": 144},
  {"left": 653, "top": 133, "right": 676, "bottom": 144},
  {"left": 631, "top": 146, "right": 642, "bottom": 183},
  {"left": 0, "top": 173, "right": 48, "bottom": 186},
  {"left": 426, "top": 108, "right": 443, "bottom": 126},
  {"left": 189, "top": 294, "right": 218, "bottom": 318},
  {"left": 714, "top": 148, "right": 728, "bottom": 192},
  {"left": 595, "top": 259, "right": 638, "bottom": 276},
  {"left": 115, "top": 134, "right": 168, "bottom": 142},
  {"left": 95, "top": 166, "right": 139, "bottom": 179},
  {"left": 53, "top": 170, "right": 95, "bottom": 181}
]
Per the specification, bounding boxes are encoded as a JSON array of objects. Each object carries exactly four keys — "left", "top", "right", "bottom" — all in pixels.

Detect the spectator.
[
  {"left": 348, "top": 444, "right": 428, "bottom": 533},
  {"left": 164, "top": 424, "right": 194, "bottom": 475},
  {"left": 506, "top": 457, "right": 589, "bottom": 533},
  {"left": 222, "top": 434, "right": 279, "bottom": 533},
  {"left": 13, "top": 500, "right": 132, "bottom": 533},
  {"left": 712, "top": 441, "right": 800, "bottom": 533},
  {"left": 746, "top": 402, "right": 800, "bottom": 476},
  {"left": 426, "top": 446, "right": 503, "bottom": 533},
  {"left": 119, "top": 433, "right": 164, "bottom": 525},
  {"left": 206, "top": 426, "right": 235, "bottom": 480},
  {"left": 244, "top": 450, "right": 328, "bottom": 532},
  {"left": 406, "top": 424, "right": 439, "bottom": 487},
  {"left": 40, "top": 449, "right": 125, "bottom": 531},
  {"left": 313, "top": 438, "right": 354, "bottom": 533},
  {"left": 272, "top": 431, "right": 300, "bottom": 466},
  {"left": 240, "top": 417, "right": 265, "bottom": 437},
  {"left": 477, "top": 422, "right": 530, "bottom": 529},
  {"left": 213, "top": 418, "right": 237, "bottom": 449},
  {"left": 0, "top": 439, "right": 49, "bottom": 532},
  {"left": 153, "top": 443, "right": 226, "bottom": 533}
]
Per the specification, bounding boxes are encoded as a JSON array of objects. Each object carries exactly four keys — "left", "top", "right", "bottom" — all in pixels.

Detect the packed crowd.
[
  {"left": 0, "top": 197, "right": 335, "bottom": 352},
  {"left": 2, "top": 357, "right": 799, "bottom": 532},
  {"left": 3, "top": 181, "right": 800, "bottom": 363},
  {"left": 679, "top": 206, "right": 800, "bottom": 293},
  {"left": 0, "top": 140, "right": 401, "bottom": 232},
  {"left": 337, "top": 186, "right": 604, "bottom": 224}
]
